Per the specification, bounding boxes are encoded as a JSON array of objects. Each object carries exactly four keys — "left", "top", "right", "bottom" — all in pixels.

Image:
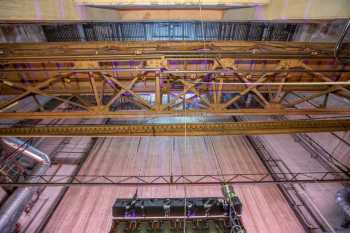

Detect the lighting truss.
[{"left": 0, "top": 171, "right": 348, "bottom": 187}]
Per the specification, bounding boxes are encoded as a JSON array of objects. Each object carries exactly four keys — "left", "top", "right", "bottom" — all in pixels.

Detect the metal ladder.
[{"left": 247, "top": 135, "right": 324, "bottom": 233}]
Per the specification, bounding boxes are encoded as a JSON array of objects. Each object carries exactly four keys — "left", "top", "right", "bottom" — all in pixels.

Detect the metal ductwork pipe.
[
  {"left": 0, "top": 137, "right": 51, "bottom": 233},
  {"left": 336, "top": 187, "right": 350, "bottom": 228}
]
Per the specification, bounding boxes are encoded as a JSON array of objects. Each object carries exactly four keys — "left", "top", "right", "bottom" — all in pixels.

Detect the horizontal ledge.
[
  {"left": 0, "top": 41, "right": 348, "bottom": 61},
  {"left": 1, "top": 108, "right": 350, "bottom": 120}
]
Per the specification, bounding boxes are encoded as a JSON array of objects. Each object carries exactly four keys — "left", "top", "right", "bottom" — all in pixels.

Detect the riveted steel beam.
[
  {"left": 0, "top": 108, "right": 349, "bottom": 120},
  {"left": 0, "top": 119, "right": 349, "bottom": 137}
]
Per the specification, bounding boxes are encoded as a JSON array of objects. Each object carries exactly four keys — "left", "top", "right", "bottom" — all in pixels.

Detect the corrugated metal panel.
[
  {"left": 0, "top": 25, "right": 46, "bottom": 43},
  {"left": 41, "top": 22, "right": 300, "bottom": 42},
  {"left": 1, "top": 21, "right": 349, "bottom": 43},
  {"left": 42, "top": 25, "right": 81, "bottom": 42}
]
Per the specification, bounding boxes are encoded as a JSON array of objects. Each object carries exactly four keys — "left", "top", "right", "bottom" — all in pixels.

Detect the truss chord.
[{"left": 0, "top": 171, "right": 348, "bottom": 187}]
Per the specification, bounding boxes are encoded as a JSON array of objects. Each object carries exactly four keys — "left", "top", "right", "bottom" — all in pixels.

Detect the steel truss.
[
  {"left": 0, "top": 41, "right": 350, "bottom": 121},
  {"left": 0, "top": 171, "right": 348, "bottom": 187}
]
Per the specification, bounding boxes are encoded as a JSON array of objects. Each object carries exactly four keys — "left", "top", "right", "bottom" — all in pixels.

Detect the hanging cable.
[
  {"left": 190, "top": 80, "right": 350, "bottom": 86},
  {"left": 199, "top": 0, "right": 206, "bottom": 49},
  {"left": 335, "top": 19, "right": 350, "bottom": 60},
  {"left": 183, "top": 184, "right": 187, "bottom": 233}
]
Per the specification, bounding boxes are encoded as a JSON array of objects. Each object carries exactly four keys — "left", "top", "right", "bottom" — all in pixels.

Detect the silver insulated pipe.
[
  {"left": 336, "top": 187, "right": 350, "bottom": 218},
  {"left": 0, "top": 137, "right": 51, "bottom": 233}
]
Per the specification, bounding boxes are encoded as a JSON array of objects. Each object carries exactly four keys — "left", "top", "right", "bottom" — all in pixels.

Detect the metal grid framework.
[{"left": 0, "top": 41, "right": 350, "bottom": 124}]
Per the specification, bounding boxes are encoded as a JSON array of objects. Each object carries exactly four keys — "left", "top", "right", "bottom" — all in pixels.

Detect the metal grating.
[
  {"left": 42, "top": 22, "right": 299, "bottom": 42},
  {"left": 42, "top": 25, "right": 81, "bottom": 42}
]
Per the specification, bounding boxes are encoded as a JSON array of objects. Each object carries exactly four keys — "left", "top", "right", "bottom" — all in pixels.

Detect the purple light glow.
[
  {"left": 59, "top": 0, "right": 65, "bottom": 20},
  {"left": 75, "top": 5, "right": 86, "bottom": 20},
  {"left": 34, "top": 0, "right": 43, "bottom": 20},
  {"left": 304, "top": 0, "right": 314, "bottom": 20},
  {"left": 255, "top": 5, "right": 264, "bottom": 20},
  {"left": 168, "top": 60, "right": 211, "bottom": 65},
  {"left": 280, "top": 0, "right": 290, "bottom": 20}
]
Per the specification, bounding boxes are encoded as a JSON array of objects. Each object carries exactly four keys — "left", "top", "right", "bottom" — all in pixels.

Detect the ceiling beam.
[
  {"left": 0, "top": 119, "right": 349, "bottom": 137},
  {"left": 75, "top": 0, "right": 269, "bottom": 8},
  {"left": 1, "top": 108, "right": 350, "bottom": 120},
  {"left": 0, "top": 0, "right": 348, "bottom": 22}
]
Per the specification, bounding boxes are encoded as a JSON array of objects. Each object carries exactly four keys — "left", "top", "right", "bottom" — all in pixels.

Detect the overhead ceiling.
[
  {"left": 74, "top": 0, "right": 270, "bottom": 8},
  {"left": 0, "top": 0, "right": 349, "bottom": 22}
]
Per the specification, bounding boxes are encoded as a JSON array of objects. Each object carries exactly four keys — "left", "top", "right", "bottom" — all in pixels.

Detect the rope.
[{"left": 189, "top": 81, "right": 350, "bottom": 86}]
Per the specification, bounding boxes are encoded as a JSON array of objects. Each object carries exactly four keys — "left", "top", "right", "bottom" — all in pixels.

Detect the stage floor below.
[{"left": 43, "top": 136, "right": 305, "bottom": 233}]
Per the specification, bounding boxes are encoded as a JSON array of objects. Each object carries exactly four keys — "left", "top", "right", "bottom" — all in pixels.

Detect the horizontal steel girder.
[
  {"left": 0, "top": 109, "right": 350, "bottom": 120},
  {"left": 0, "top": 41, "right": 349, "bottom": 60},
  {"left": 0, "top": 119, "right": 349, "bottom": 137}
]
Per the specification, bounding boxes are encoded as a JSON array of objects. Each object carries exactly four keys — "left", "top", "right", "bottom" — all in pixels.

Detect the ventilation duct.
[
  {"left": 336, "top": 187, "right": 350, "bottom": 228},
  {"left": 0, "top": 137, "right": 51, "bottom": 233}
]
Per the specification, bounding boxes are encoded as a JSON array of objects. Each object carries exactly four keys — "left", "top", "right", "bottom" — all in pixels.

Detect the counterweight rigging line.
[
  {"left": 335, "top": 19, "right": 350, "bottom": 60},
  {"left": 37, "top": 137, "right": 102, "bottom": 233},
  {"left": 295, "top": 133, "right": 350, "bottom": 177},
  {"left": 273, "top": 115, "right": 350, "bottom": 175},
  {"left": 169, "top": 137, "right": 174, "bottom": 192},
  {"left": 199, "top": 0, "right": 206, "bottom": 50},
  {"left": 165, "top": 0, "right": 178, "bottom": 171},
  {"left": 279, "top": 94, "right": 350, "bottom": 147},
  {"left": 303, "top": 117, "right": 350, "bottom": 147},
  {"left": 135, "top": 136, "right": 142, "bottom": 195},
  {"left": 206, "top": 136, "right": 225, "bottom": 182},
  {"left": 301, "top": 116, "right": 350, "bottom": 120},
  {"left": 184, "top": 184, "right": 187, "bottom": 233},
  {"left": 191, "top": 81, "right": 350, "bottom": 86}
]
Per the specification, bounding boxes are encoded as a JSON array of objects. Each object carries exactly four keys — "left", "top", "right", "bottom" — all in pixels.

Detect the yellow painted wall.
[
  {"left": 75, "top": 0, "right": 270, "bottom": 7},
  {"left": 0, "top": 0, "right": 348, "bottom": 21},
  {"left": 118, "top": 9, "right": 224, "bottom": 21},
  {"left": 223, "top": 0, "right": 350, "bottom": 20},
  {"left": 0, "top": 0, "right": 120, "bottom": 21}
]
